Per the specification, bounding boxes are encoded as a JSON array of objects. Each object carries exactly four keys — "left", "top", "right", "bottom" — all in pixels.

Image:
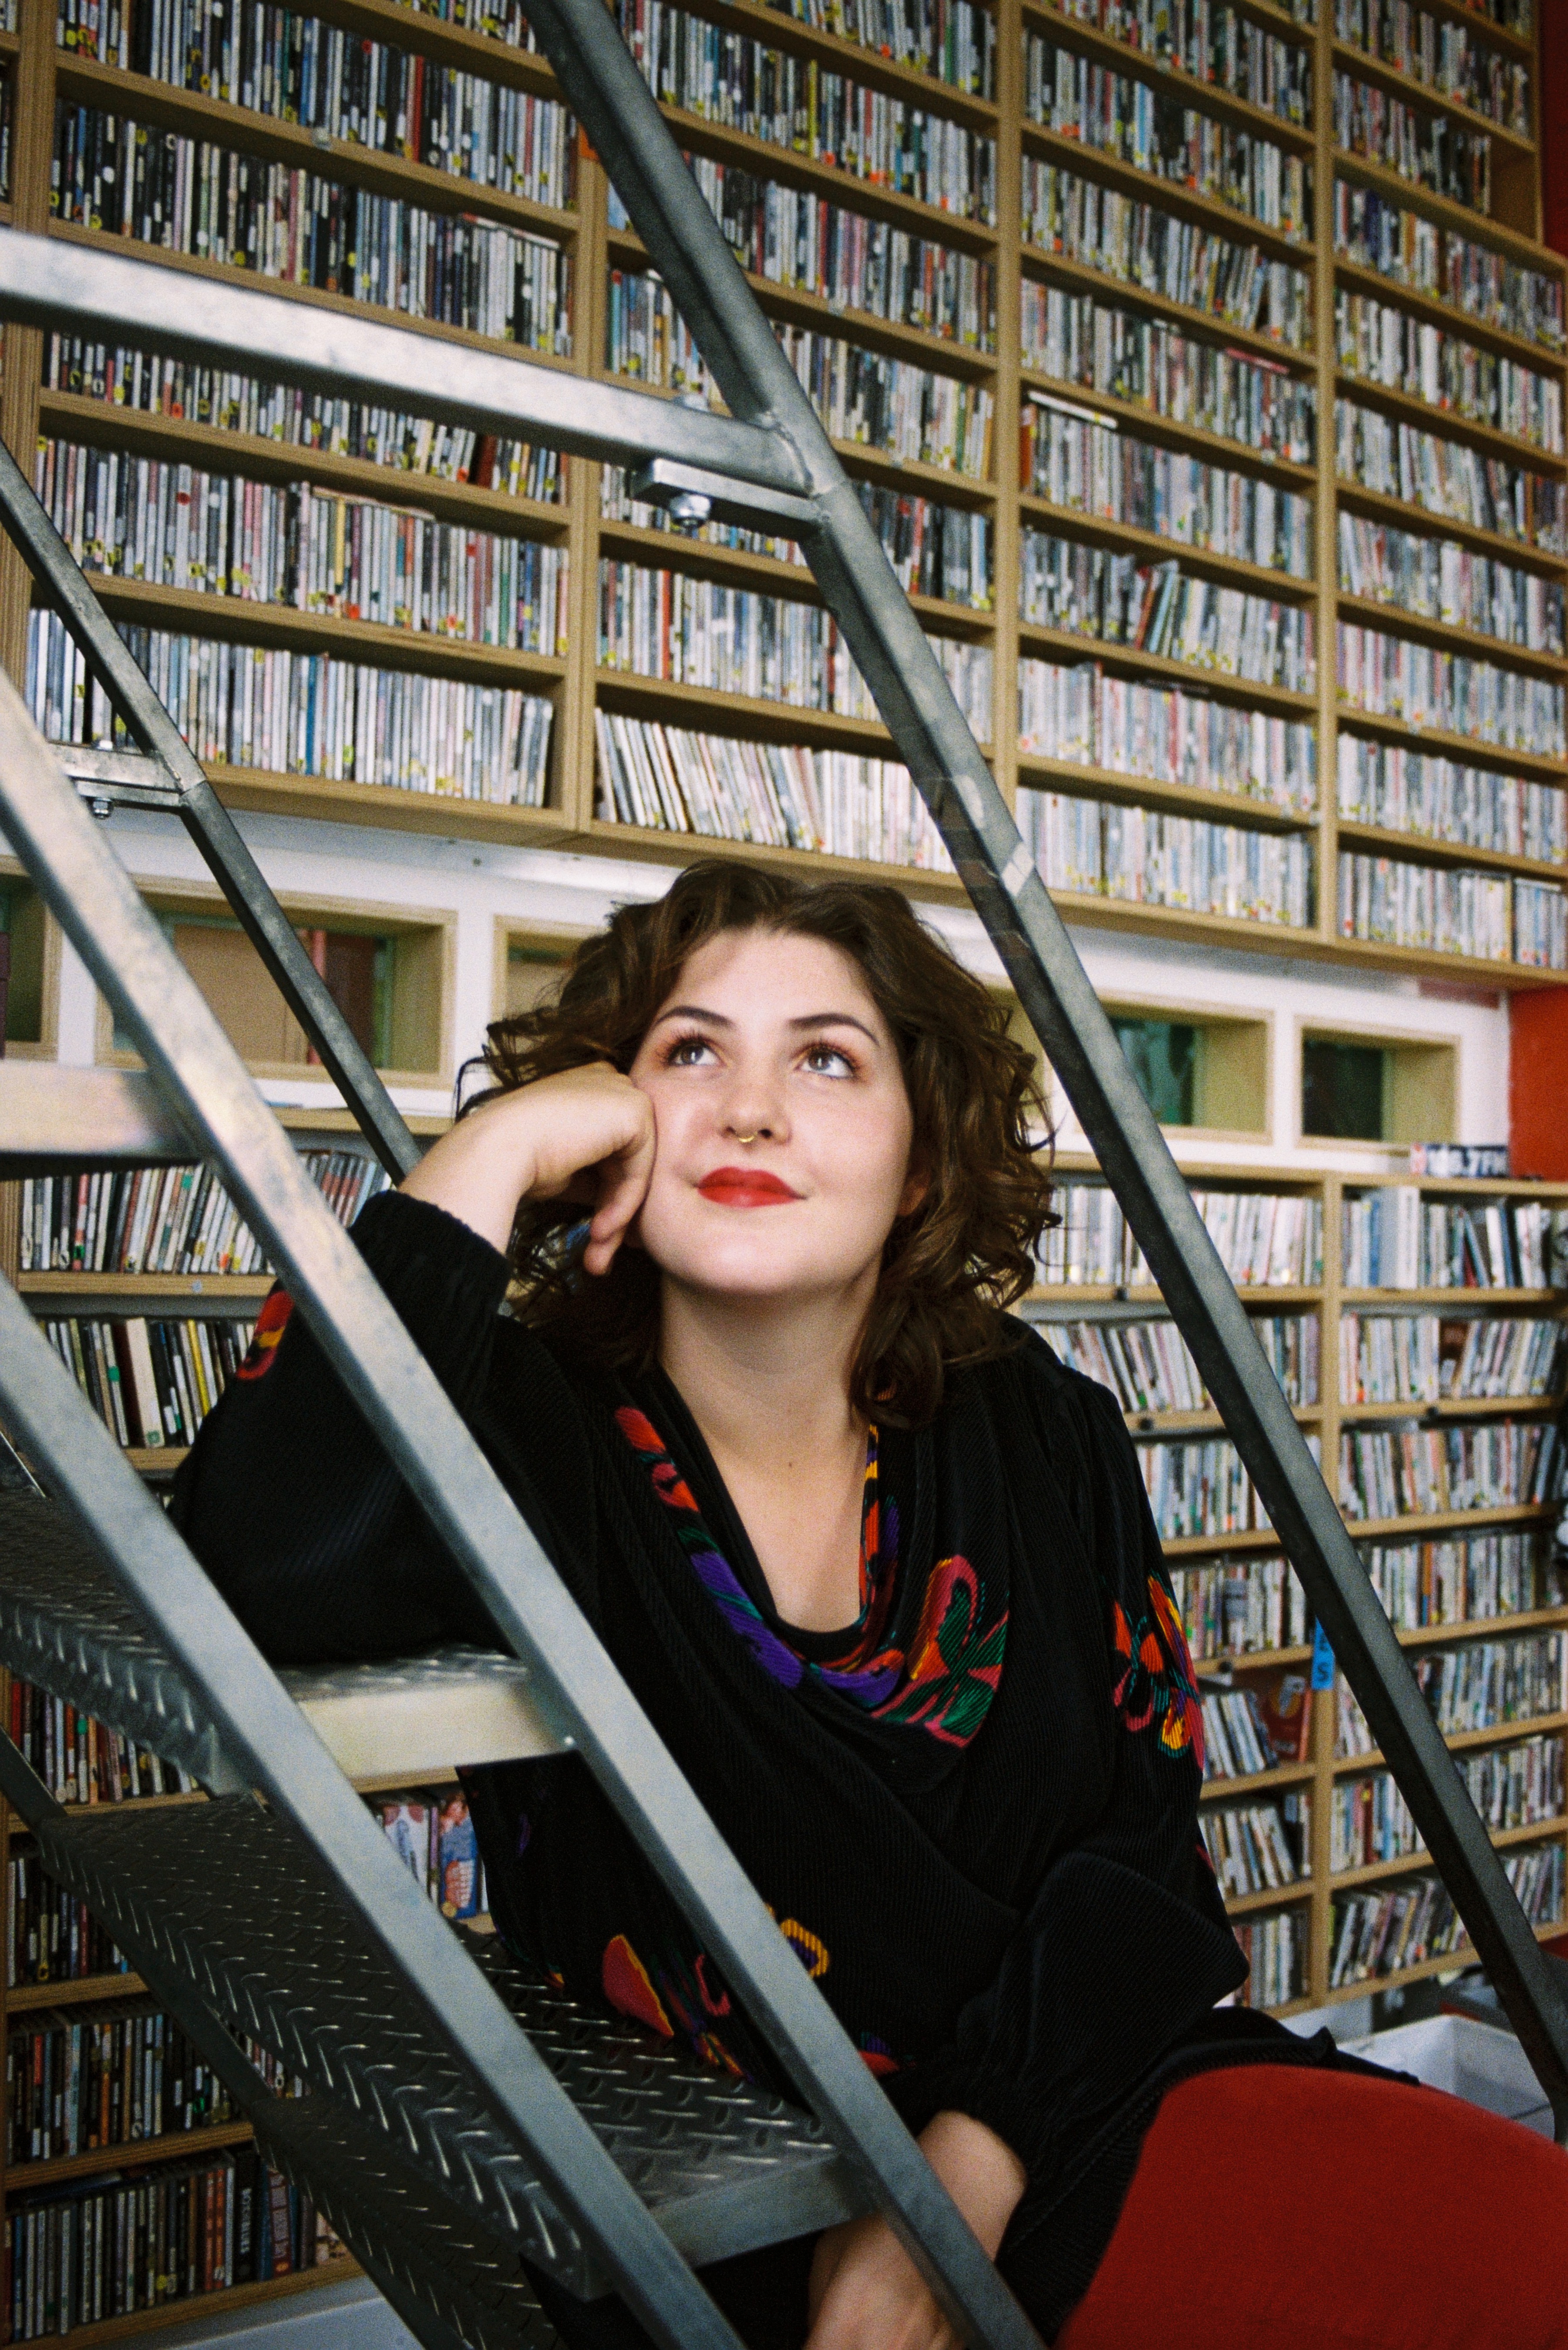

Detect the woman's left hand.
[{"left": 804, "top": 2110, "right": 1027, "bottom": 2350}]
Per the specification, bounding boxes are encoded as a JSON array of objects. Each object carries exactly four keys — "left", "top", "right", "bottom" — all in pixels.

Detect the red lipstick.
[{"left": 697, "top": 1166, "right": 802, "bottom": 1207}]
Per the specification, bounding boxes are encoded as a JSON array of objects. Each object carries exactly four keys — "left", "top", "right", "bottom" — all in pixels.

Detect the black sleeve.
[
  {"left": 884, "top": 1364, "right": 1245, "bottom": 2183},
  {"left": 170, "top": 1190, "right": 518, "bottom": 1664}
]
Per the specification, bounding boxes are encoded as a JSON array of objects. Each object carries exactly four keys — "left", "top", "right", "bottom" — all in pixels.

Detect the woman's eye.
[
  {"left": 803, "top": 1044, "right": 855, "bottom": 1077},
  {"left": 666, "top": 1035, "right": 717, "bottom": 1067}
]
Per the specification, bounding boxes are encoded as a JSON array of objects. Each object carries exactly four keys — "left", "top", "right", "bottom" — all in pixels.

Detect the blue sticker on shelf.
[{"left": 1310, "top": 1622, "right": 1335, "bottom": 1692}]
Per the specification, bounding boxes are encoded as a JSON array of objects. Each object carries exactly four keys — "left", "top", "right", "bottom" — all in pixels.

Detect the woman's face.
[{"left": 627, "top": 927, "right": 922, "bottom": 1305}]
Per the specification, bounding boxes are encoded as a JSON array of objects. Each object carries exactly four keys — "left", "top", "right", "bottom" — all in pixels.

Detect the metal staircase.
[{"left": 0, "top": 1, "right": 1566, "bottom": 2342}]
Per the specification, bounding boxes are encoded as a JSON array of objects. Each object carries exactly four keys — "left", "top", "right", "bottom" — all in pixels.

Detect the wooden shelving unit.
[
  {"left": 1, "top": 0, "right": 1559, "bottom": 978},
  {"left": 1034, "top": 1159, "right": 1568, "bottom": 2012},
  {"left": 3, "top": 0, "right": 1568, "bottom": 2326}
]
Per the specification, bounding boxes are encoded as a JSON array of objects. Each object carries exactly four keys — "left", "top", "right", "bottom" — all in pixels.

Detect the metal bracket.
[
  {"left": 57, "top": 744, "right": 187, "bottom": 817},
  {"left": 628, "top": 458, "right": 821, "bottom": 537}
]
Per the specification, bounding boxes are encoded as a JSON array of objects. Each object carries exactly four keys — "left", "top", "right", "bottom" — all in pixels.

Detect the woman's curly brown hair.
[{"left": 474, "top": 859, "right": 1055, "bottom": 1426}]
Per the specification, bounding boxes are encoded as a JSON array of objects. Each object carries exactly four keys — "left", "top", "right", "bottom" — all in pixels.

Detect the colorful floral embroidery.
[
  {"left": 236, "top": 1285, "right": 293, "bottom": 1380},
  {"left": 1110, "top": 1572, "right": 1205, "bottom": 1770},
  {"left": 612, "top": 1406, "right": 1007, "bottom": 1747}
]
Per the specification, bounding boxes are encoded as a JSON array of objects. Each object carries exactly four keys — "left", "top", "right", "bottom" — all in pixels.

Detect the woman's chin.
[{"left": 648, "top": 1237, "right": 872, "bottom": 1307}]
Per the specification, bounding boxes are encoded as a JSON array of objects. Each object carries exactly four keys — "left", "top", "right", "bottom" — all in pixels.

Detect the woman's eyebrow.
[
  {"left": 649, "top": 1003, "right": 733, "bottom": 1028},
  {"left": 789, "top": 1013, "right": 879, "bottom": 1042}
]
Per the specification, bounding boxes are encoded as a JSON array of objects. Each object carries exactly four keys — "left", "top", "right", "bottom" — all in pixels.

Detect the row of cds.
[
  {"left": 1329, "top": 1845, "right": 1564, "bottom": 1987},
  {"left": 27, "top": 611, "right": 555, "bottom": 806},
  {"left": 1018, "top": 657, "right": 1316, "bottom": 811},
  {"left": 1361, "top": 1528, "right": 1555, "bottom": 1632},
  {"left": 1020, "top": 279, "right": 1315, "bottom": 461},
  {"left": 43, "top": 334, "right": 560, "bottom": 503},
  {"left": 1025, "top": 35, "right": 1312, "bottom": 240},
  {"left": 1332, "top": 180, "right": 1563, "bottom": 352},
  {"left": 1339, "top": 1313, "right": 1568, "bottom": 1407},
  {"left": 1021, "top": 791, "right": 1313, "bottom": 927},
  {"left": 1336, "top": 396, "right": 1564, "bottom": 553},
  {"left": 1044, "top": 0, "right": 1313, "bottom": 126},
  {"left": 1337, "top": 1632, "right": 1566, "bottom": 1750},
  {"left": 1020, "top": 160, "right": 1311, "bottom": 347},
  {"left": 1336, "top": 512, "right": 1565, "bottom": 657},
  {"left": 1335, "top": 287, "right": 1564, "bottom": 455},
  {"left": 1335, "top": 853, "right": 1566, "bottom": 971},
  {"left": 1335, "top": 0, "right": 1531, "bottom": 137},
  {"left": 1336, "top": 622, "right": 1567, "bottom": 758},
  {"left": 1332, "top": 69, "right": 1494, "bottom": 216},
  {"left": 37, "top": 439, "right": 571, "bottom": 652},
  {"left": 53, "top": 107, "right": 574, "bottom": 351},
  {"left": 1021, "top": 396, "right": 1313, "bottom": 576},
  {"left": 609, "top": 0, "right": 997, "bottom": 220},
  {"left": 64, "top": 0, "right": 575, "bottom": 205},
  {"left": 1335, "top": 737, "right": 1568, "bottom": 865},
  {"left": 594, "top": 711, "right": 953, "bottom": 870},
  {"left": 1337, "top": 1419, "right": 1562, "bottom": 1523},
  {"left": 1021, "top": 536, "right": 1316, "bottom": 694},
  {"left": 1330, "top": 1733, "right": 1563, "bottom": 1872}
]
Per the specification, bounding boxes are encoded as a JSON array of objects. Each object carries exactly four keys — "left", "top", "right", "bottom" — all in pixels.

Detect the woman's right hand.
[{"left": 399, "top": 1062, "right": 656, "bottom": 1271}]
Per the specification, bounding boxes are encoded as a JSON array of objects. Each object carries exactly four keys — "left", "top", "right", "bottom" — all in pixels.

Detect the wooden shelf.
[
  {"left": 594, "top": 665, "right": 991, "bottom": 755},
  {"left": 156, "top": 0, "right": 562, "bottom": 91},
  {"left": 1336, "top": 590, "right": 1568, "bottom": 679},
  {"left": 1342, "top": 1281, "right": 1568, "bottom": 1303},
  {"left": 1018, "top": 752, "right": 1315, "bottom": 835},
  {"left": 1331, "top": 142, "right": 1557, "bottom": 270},
  {"left": 1329, "top": 40, "right": 1538, "bottom": 167},
  {"left": 1321, "top": 1915, "right": 1568, "bottom": 2009},
  {"left": 581, "top": 814, "right": 970, "bottom": 901},
  {"left": 598, "top": 517, "right": 995, "bottom": 631},
  {"left": 1020, "top": 363, "right": 1317, "bottom": 486},
  {"left": 1190, "top": 1645, "right": 1314, "bottom": 1671},
  {"left": 639, "top": 99, "right": 1000, "bottom": 254},
  {"left": 1021, "top": 0, "right": 1316, "bottom": 156},
  {"left": 1333, "top": 255, "right": 1567, "bottom": 379},
  {"left": 1017, "top": 621, "right": 1317, "bottom": 718},
  {"left": 1332, "top": 366, "right": 1568, "bottom": 475},
  {"left": 1019, "top": 116, "right": 1314, "bottom": 264},
  {"left": 1124, "top": 1404, "right": 1320, "bottom": 1434},
  {"left": 1019, "top": 243, "right": 1316, "bottom": 371},
  {"left": 1018, "top": 494, "right": 1313, "bottom": 597},
  {"left": 1333, "top": 700, "right": 1568, "bottom": 785},
  {"left": 0, "top": 2262, "right": 363, "bottom": 2347},
  {"left": 10, "top": 2118, "right": 256, "bottom": 2191},
  {"left": 1028, "top": 1285, "right": 1322, "bottom": 1307},
  {"left": 1334, "top": 1712, "right": 1568, "bottom": 1782},
  {"left": 1343, "top": 0, "right": 1534, "bottom": 64},
  {"left": 17, "top": 1272, "right": 276, "bottom": 1298},
  {"left": 54, "top": 54, "right": 579, "bottom": 239},
  {"left": 1336, "top": 820, "right": 1568, "bottom": 888},
  {"left": 1339, "top": 1392, "right": 1565, "bottom": 1422},
  {"left": 1329, "top": 1812, "right": 1568, "bottom": 1892},
  {"left": 1333, "top": 475, "right": 1568, "bottom": 575},
  {"left": 8, "top": 1794, "right": 207, "bottom": 1834},
  {"left": 9, "top": 1974, "right": 147, "bottom": 2013},
  {"left": 606, "top": 225, "right": 998, "bottom": 376},
  {"left": 60, "top": 575, "right": 568, "bottom": 686},
  {"left": 48, "top": 220, "right": 578, "bottom": 368},
  {"left": 1163, "top": 1527, "right": 1289, "bottom": 1556},
  {"left": 209, "top": 764, "right": 575, "bottom": 849},
  {"left": 1327, "top": 936, "right": 1568, "bottom": 991},
  {"left": 1223, "top": 1876, "right": 1314, "bottom": 1915},
  {"left": 37, "top": 391, "right": 572, "bottom": 539},
  {"left": 1395, "top": 1607, "right": 1568, "bottom": 1649},
  {"left": 642, "top": 0, "right": 1001, "bottom": 130},
  {"left": 1199, "top": 1760, "right": 1316, "bottom": 1799},
  {"left": 1336, "top": 1502, "right": 1560, "bottom": 1541}
]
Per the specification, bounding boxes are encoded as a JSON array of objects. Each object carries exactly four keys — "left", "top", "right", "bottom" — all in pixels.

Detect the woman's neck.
[{"left": 657, "top": 1276, "right": 873, "bottom": 1632}]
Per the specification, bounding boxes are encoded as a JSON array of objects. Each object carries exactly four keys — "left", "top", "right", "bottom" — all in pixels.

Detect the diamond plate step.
[{"left": 0, "top": 1497, "right": 860, "bottom": 2297}]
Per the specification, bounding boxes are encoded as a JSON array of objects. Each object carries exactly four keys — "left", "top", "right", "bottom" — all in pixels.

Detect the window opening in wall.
[
  {"left": 113, "top": 914, "right": 397, "bottom": 1068},
  {"left": 0, "top": 880, "right": 44, "bottom": 1045},
  {"left": 505, "top": 941, "right": 569, "bottom": 1021},
  {"left": 1302, "top": 1038, "right": 1386, "bottom": 1141},
  {"left": 1113, "top": 1015, "right": 1198, "bottom": 1126}
]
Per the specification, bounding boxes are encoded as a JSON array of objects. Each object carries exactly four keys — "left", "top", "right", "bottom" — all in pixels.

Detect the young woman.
[{"left": 175, "top": 862, "right": 1568, "bottom": 2350}]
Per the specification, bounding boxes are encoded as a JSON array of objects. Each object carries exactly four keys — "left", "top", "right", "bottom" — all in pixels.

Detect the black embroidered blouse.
[{"left": 172, "top": 1190, "right": 1355, "bottom": 2344}]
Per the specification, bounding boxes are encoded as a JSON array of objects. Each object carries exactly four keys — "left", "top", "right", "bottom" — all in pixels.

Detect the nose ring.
[{"left": 733, "top": 1131, "right": 759, "bottom": 1145}]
